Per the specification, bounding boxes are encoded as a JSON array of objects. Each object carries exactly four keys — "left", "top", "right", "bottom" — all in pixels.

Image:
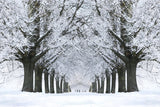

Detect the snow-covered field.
[{"left": 0, "top": 89, "right": 160, "bottom": 107}]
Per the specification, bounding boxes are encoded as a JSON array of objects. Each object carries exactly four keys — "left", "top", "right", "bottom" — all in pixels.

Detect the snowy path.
[{"left": 0, "top": 89, "right": 160, "bottom": 107}]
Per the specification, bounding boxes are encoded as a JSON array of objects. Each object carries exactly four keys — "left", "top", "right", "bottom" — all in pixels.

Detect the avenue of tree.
[{"left": 0, "top": 0, "right": 160, "bottom": 93}]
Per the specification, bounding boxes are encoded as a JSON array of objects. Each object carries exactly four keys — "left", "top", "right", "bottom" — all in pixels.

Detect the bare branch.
[
  {"left": 0, "top": 59, "right": 9, "bottom": 64},
  {"left": 133, "top": 28, "right": 141, "bottom": 38},
  {"left": 108, "top": 29, "right": 126, "bottom": 48},
  {"left": 136, "top": 47, "right": 145, "bottom": 58},
  {"left": 111, "top": 49, "right": 128, "bottom": 63},
  {"left": 13, "top": 47, "right": 24, "bottom": 59},
  {"left": 34, "top": 49, "right": 49, "bottom": 62},
  {"left": 35, "top": 29, "right": 52, "bottom": 46},
  {"left": 19, "top": 27, "right": 27, "bottom": 38},
  {"left": 151, "top": 59, "right": 160, "bottom": 64},
  {"left": 94, "top": 0, "right": 101, "bottom": 16},
  {"left": 60, "top": 0, "right": 66, "bottom": 16},
  {"left": 68, "top": 0, "right": 84, "bottom": 25}
]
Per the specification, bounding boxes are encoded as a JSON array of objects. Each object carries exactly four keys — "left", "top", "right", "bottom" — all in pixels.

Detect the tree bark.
[
  {"left": 100, "top": 77, "right": 104, "bottom": 93},
  {"left": 111, "top": 72, "right": 116, "bottom": 93},
  {"left": 44, "top": 72, "right": 49, "bottom": 93},
  {"left": 63, "top": 81, "right": 69, "bottom": 92},
  {"left": 118, "top": 66, "right": 126, "bottom": 92},
  {"left": 126, "top": 58, "right": 138, "bottom": 92},
  {"left": 56, "top": 77, "right": 60, "bottom": 93},
  {"left": 50, "top": 74, "right": 55, "bottom": 93},
  {"left": 68, "top": 86, "right": 71, "bottom": 92},
  {"left": 91, "top": 81, "right": 97, "bottom": 92},
  {"left": 22, "top": 59, "right": 34, "bottom": 92},
  {"left": 34, "top": 64, "right": 42, "bottom": 92},
  {"left": 60, "top": 77, "right": 64, "bottom": 93},
  {"left": 106, "top": 74, "right": 110, "bottom": 93},
  {"left": 97, "top": 77, "right": 100, "bottom": 93},
  {"left": 94, "top": 80, "right": 97, "bottom": 92},
  {"left": 89, "top": 86, "right": 91, "bottom": 92}
]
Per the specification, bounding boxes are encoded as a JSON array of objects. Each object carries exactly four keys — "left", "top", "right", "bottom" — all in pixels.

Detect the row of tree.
[
  {"left": 90, "top": 68, "right": 126, "bottom": 93},
  {"left": 35, "top": 66, "right": 71, "bottom": 93},
  {"left": 89, "top": 0, "right": 160, "bottom": 93},
  {"left": 0, "top": 0, "right": 72, "bottom": 92},
  {"left": 1, "top": 0, "right": 160, "bottom": 93}
]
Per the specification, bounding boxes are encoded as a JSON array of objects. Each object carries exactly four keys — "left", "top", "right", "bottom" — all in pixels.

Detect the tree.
[
  {"left": 44, "top": 70, "right": 49, "bottom": 93},
  {"left": 91, "top": 79, "right": 97, "bottom": 92},
  {"left": 111, "top": 70, "right": 116, "bottom": 93},
  {"left": 55, "top": 74, "right": 60, "bottom": 93},
  {"left": 92, "top": 0, "right": 149, "bottom": 92},
  {"left": 100, "top": 75, "right": 105, "bottom": 93},
  {"left": 95, "top": 75, "right": 100, "bottom": 93},
  {"left": 50, "top": 69, "right": 55, "bottom": 93},
  {"left": 34, "top": 63, "right": 43, "bottom": 92},
  {"left": 108, "top": 0, "right": 145, "bottom": 92},
  {"left": 60, "top": 75, "right": 65, "bottom": 93},
  {"left": 63, "top": 78, "right": 69, "bottom": 93},
  {"left": 105, "top": 69, "right": 111, "bottom": 93},
  {"left": 117, "top": 63, "right": 126, "bottom": 92}
]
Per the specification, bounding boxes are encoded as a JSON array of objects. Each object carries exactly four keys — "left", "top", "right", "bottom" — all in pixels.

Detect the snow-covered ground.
[
  {"left": 0, "top": 61, "right": 160, "bottom": 107},
  {"left": 0, "top": 89, "right": 160, "bottom": 107}
]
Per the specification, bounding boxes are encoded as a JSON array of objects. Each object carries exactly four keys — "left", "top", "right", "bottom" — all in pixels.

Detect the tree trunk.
[
  {"left": 60, "top": 78, "right": 64, "bottom": 93},
  {"left": 100, "top": 78, "right": 104, "bottom": 93},
  {"left": 111, "top": 72, "right": 116, "bottom": 93},
  {"left": 118, "top": 66, "right": 126, "bottom": 92},
  {"left": 34, "top": 65, "right": 42, "bottom": 92},
  {"left": 63, "top": 81, "right": 69, "bottom": 92},
  {"left": 106, "top": 74, "right": 110, "bottom": 93},
  {"left": 22, "top": 60, "right": 34, "bottom": 92},
  {"left": 68, "top": 86, "right": 71, "bottom": 92},
  {"left": 44, "top": 72, "right": 49, "bottom": 93},
  {"left": 56, "top": 77, "right": 60, "bottom": 93},
  {"left": 50, "top": 74, "right": 54, "bottom": 93},
  {"left": 91, "top": 81, "right": 97, "bottom": 92},
  {"left": 126, "top": 59, "right": 138, "bottom": 92},
  {"left": 94, "top": 80, "right": 97, "bottom": 92},
  {"left": 97, "top": 78, "right": 100, "bottom": 93},
  {"left": 89, "top": 86, "right": 91, "bottom": 92}
]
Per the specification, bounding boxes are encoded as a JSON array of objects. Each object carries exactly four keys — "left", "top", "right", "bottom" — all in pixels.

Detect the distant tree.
[
  {"left": 56, "top": 75, "right": 60, "bottom": 93},
  {"left": 50, "top": 69, "right": 55, "bottom": 93},
  {"left": 105, "top": 69, "right": 111, "bottom": 93},
  {"left": 100, "top": 75, "right": 105, "bottom": 93}
]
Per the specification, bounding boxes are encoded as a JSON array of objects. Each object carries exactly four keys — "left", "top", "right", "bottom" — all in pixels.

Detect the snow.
[
  {"left": 0, "top": 60, "right": 160, "bottom": 107},
  {"left": 0, "top": 89, "right": 160, "bottom": 107}
]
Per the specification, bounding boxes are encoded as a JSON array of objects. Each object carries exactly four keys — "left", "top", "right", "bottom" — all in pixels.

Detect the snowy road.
[{"left": 0, "top": 89, "right": 160, "bottom": 107}]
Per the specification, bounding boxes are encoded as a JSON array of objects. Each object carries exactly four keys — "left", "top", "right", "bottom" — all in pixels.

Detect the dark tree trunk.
[
  {"left": 34, "top": 64, "right": 42, "bottom": 92},
  {"left": 69, "top": 86, "right": 71, "bottom": 92},
  {"left": 106, "top": 74, "right": 110, "bottom": 93},
  {"left": 50, "top": 74, "right": 55, "bottom": 93},
  {"left": 44, "top": 72, "right": 49, "bottom": 93},
  {"left": 89, "top": 86, "right": 91, "bottom": 92},
  {"left": 56, "top": 77, "right": 60, "bottom": 93},
  {"left": 22, "top": 59, "right": 34, "bottom": 92},
  {"left": 94, "top": 80, "right": 97, "bottom": 92},
  {"left": 126, "top": 59, "right": 138, "bottom": 92},
  {"left": 100, "top": 77, "right": 104, "bottom": 93},
  {"left": 91, "top": 81, "right": 97, "bottom": 92},
  {"left": 118, "top": 66, "right": 126, "bottom": 92},
  {"left": 63, "top": 81, "right": 69, "bottom": 92},
  {"left": 111, "top": 72, "right": 116, "bottom": 93}
]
